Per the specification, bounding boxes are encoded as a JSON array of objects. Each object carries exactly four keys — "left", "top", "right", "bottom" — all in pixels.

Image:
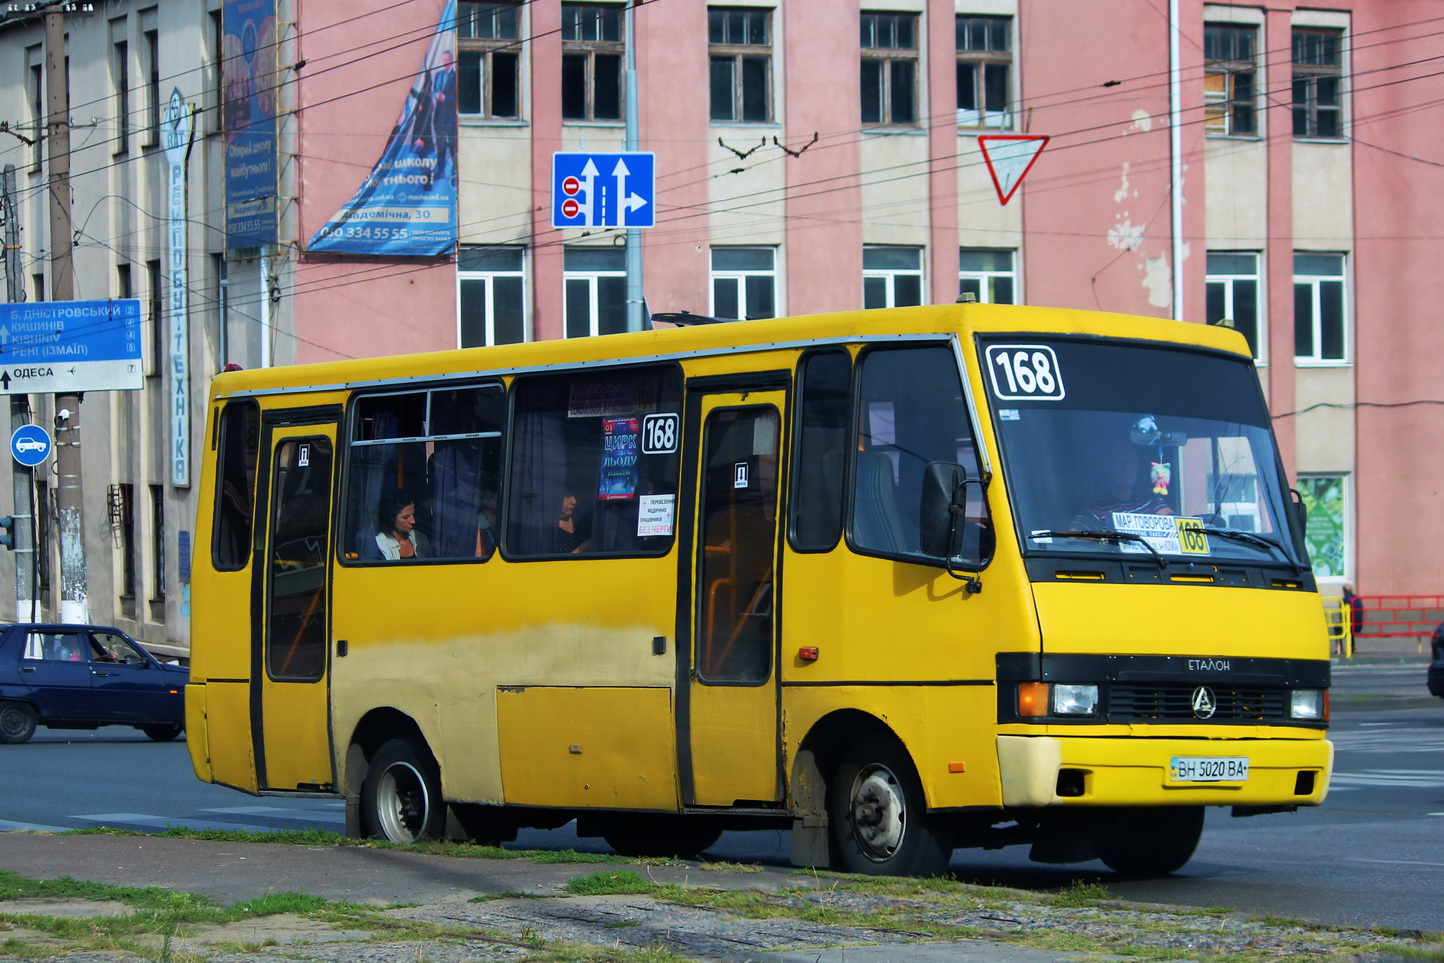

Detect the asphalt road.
[{"left": 2, "top": 656, "right": 1439, "bottom": 933}]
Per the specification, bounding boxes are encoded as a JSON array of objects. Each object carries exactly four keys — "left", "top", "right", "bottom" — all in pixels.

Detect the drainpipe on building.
[{"left": 1169, "top": 0, "right": 1185, "bottom": 321}]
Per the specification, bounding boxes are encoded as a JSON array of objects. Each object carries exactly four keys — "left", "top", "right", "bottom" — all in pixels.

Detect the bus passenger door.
[
  {"left": 255, "top": 424, "right": 337, "bottom": 792},
  {"left": 679, "top": 387, "right": 785, "bottom": 807}
]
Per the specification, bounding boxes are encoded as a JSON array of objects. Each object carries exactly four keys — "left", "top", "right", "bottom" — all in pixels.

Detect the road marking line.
[{"left": 1345, "top": 858, "right": 1444, "bottom": 869}]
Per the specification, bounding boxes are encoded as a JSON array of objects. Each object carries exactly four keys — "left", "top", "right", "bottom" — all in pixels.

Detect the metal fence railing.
[{"left": 1325, "top": 594, "right": 1442, "bottom": 658}]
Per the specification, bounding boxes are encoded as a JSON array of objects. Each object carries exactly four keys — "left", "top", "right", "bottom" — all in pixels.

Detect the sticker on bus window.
[
  {"left": 642, "top": 412, "right": 679, "bottom": 454},
  {"left": 1174, "top": 517, "right": 1211, "bottom": 554},
  {"left": 985, "top": 345, "right": 1066, "bottom": 401},
  {"left": 637, "top": 493, "right": 676, "bottom": 536},
  {"left": 1112, "top": 512, "right": 1182, "bottom": 554}
]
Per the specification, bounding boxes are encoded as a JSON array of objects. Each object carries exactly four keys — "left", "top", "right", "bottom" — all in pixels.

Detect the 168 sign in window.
[{"left": 986, "top": 345, "right": 1065, "bottom": 400}]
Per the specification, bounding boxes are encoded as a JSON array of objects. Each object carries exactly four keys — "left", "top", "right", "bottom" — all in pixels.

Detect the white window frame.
[
  {"left": 1205, "top": 251, "right": 1265, "bottom": 363},
  {"left": 958, "top": 248, "right": 1016, "bottom": 304},
  {"left": 563, "top": 248, "right": 628, "bottom": 338},
  {"left": 863, "top": 246, "right": 923, "bottom": 309},
  {"left": 709, "top": 246, "right": 777, "bottom": 320},
  {"left": 458, "top": 246, "right": 530, "bottom": 347},
  {"left": 1293, "top": 252, "right": 1349, "bottom": 365}
]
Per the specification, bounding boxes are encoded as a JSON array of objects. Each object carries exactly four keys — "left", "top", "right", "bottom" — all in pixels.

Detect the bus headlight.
[
  {"left": 1052, "top": 683, "right": 1099, "bottom": 716},
  {"left": 1289, "top": 688, "right": 1328, "bottom": 721}
]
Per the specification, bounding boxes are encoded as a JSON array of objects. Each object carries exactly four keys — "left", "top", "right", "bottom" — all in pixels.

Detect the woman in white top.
[{"left": 374, "top": 487, "right": 428, "bottom": 560}]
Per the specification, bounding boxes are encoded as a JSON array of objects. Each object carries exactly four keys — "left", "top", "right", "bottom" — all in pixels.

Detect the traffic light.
[{"left": 0, "top": 516, "right": 12, "bottom": 550}]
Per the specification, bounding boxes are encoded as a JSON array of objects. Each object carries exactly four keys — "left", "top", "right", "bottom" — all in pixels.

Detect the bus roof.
[{"left": 208, "top": 303, "right": 1251, "bottom": 400}]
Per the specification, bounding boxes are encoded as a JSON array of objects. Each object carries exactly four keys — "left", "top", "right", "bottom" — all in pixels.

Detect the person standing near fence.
[{"left": 1342, "top": 584, "right": 1366, "bottom": 639}]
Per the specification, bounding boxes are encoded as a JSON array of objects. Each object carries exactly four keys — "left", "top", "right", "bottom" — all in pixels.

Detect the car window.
[
  {"left": 93, "top": 632, "right": 147, "bottom": 665},
  {"left": 24, "top": 632, "right": 89, "bottom": 663}
]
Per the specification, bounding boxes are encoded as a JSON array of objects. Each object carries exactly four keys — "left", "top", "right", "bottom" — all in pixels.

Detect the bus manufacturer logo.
[{"left": 1191, "top": 686, "right": 1218, "bottom": 719}]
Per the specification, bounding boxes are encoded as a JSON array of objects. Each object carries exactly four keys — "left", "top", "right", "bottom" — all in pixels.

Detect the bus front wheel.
[
  {"left": 1093, "top": 806, "right": 1204, "bottom": 876},
  {"left": 828, "top": 734, "right": 953, "bottom": 877},
  {"left": 362, "top": 738, "right": 444, "bottom": 844}
]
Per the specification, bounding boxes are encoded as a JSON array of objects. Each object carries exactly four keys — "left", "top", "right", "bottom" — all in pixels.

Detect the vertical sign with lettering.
[{"left": 162, "top": 89, "right": 192, "bottom": 487}]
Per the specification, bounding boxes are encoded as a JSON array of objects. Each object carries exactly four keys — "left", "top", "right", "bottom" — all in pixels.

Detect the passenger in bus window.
[
  {"left": 1071, "top": 438, "right": 1173, "bottom": 531},
  {"left": 555, "top": 490, "right": 591, "bottom": 553},
  {"left": 372, "top": 487, "right": 429, "bottom": 560},
  {"left": 475, "top": 489, "right": 499, "bottom": 557}
]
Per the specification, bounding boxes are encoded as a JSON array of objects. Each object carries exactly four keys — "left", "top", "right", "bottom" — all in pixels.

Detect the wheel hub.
[{"left": 850, "top": 764, "right": 905, "bottom": 859}]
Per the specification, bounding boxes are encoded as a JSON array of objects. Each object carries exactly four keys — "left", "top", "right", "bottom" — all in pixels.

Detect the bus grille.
[{"left": 1108, "top": 685, "right": 1285, "bottom": 721}]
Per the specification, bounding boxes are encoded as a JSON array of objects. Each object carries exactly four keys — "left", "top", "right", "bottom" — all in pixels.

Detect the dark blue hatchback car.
[{"left": 0, "top": 623, "right": 187, "bottom": 744}]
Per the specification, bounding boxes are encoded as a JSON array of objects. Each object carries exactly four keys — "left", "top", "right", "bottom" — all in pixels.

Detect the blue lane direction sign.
[
  {"left": 552, "top": 152, "right": 655, "bottom": 229},
  {"left": 0, "top": 299, "right": 144, "bottom": 395},
  {"left": 11, "top": 424, "right": 52, "bottom": 467}
]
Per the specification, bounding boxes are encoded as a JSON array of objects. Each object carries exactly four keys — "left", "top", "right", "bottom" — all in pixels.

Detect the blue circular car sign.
[{"left": 11, "top": 424, "right": 52, "bottom": 467}]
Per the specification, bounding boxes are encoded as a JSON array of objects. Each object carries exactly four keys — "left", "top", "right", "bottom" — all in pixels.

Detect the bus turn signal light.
[
  {"left": 1017, "top": 681, "right": 1049, "bottom": 717},
  {"left": 798, "top": 646, "right": 819, "bottom": 662}
]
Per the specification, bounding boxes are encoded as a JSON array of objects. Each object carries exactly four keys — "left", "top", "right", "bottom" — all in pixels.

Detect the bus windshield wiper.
[
  {"left": 1034, "top": 529, "right": 1167, "bottom": 569},
  {"left": 1200, "top": 528, "right": 1304, "bottom": 573}
]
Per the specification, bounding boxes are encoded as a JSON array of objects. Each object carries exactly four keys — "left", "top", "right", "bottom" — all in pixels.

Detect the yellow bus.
[{"left": 187, "top": 303, "right": 1331, "bottom": 877}]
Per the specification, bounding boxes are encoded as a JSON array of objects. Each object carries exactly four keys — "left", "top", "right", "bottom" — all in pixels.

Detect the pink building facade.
[{"left": 0, "top": 0, "right": 1435, "bottom": 644}]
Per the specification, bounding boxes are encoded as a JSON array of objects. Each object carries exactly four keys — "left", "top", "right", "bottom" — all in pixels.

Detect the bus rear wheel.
[
  {"left": 828, "top": 734, "right": 952, "bottom": 877},
  {"left": 362, "top": 738, "right": 444, "bottom": 844},
  {"left": 1093, "top": 806, "right": 1204, "bottom": 876}
]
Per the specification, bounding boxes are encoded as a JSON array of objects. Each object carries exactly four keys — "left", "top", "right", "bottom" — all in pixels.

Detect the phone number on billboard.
[{"left": 314, "top": 226, "right": 412, "bottom": 241}]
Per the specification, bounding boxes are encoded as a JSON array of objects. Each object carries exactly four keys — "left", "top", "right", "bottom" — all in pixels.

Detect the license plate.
[{"left": 1169, "top": 756, "right": 1249, "bottom": 783}]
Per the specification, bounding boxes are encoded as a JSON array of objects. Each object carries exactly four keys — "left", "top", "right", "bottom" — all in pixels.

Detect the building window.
[
  {"left": 1297, "top": 474, "right": 1347, "bottom": 579},
  {"left": 710, "top": 247, "right": 776, "bottom": 320},
  {"left": 459, "top": 245, "right": 527, "bottom": 347},
  {"left": 143, "top": 28, "right": 160, "bottom": 146},
  {"left": 958, "top": 248, "right": 1015, "bottom": 304},
  {"left": 146, "top": 259, "right": 162, "bottom": 377},
  {"left": 27, "top": 51, "right": 43, "bottom": 171},
  {"left": 561, "top": 3, "right": 623, "bottom": 122},
  {"left": 209, "top": 10, "right": 223, "bottom": 132},
  {"left": 863, "top": 246, "right": 923, "bottom": 309},
  {"left": 709, "top": 7, "right": 771, "bottom": 123},
  {"left": 861, "top": 11, "right": 917, "bottom": 127},
  {"left": 1294, "top": 253, "right": 1347, "bottom": 363},
  {"left": 112, "top": 38, "right": 129, "bottom": 154},
  {"left": 956, "top": 16, "right": 1011, "bottom": 129},
  {"left": 150, "top": 484, "right": 165, "bottom": 604},
  {"left": 564, "top": 247, "right": 627, "bottom": 337},
  {"left": 1293, "top": 28, "right": 1343, "bottom": 139},
  {"left": 458, "top": 0, "right": 521, "bottom": 119},
  {"left": 1205, "top": 251, "right": 1262, "bottom": 361},
  {"left": 118, "top": 483, "right": 136, "bottom": 618},
  {"left": 1204, "top": 24, "right": 1257, "bottom": 136}
]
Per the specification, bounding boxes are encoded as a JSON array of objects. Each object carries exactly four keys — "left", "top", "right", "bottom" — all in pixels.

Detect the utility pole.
[
  {"left": 623, "top": 0, "right": 643, "bottom": 331},
  {"left": 45, "top": 9, "right": 86, "bottom": 623},
  {"left": 2, "top": 164, "right": 36, "bottom": 621}
]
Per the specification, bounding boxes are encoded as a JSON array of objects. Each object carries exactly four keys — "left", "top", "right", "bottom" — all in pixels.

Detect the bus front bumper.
[{"left": 996, "top": 734, "right": 1333, "bottom": 808}]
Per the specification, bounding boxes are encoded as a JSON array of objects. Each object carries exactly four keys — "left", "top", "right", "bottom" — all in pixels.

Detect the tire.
[
  {"left": 141, "top": 724, "right": 183, "bottom": 742},
  {"left": 1093, "top": 806, "right": 1205, "bottom": 876},
  {"left": 361, "top": 738, "right": 445, "bottom": 844},
  {"left": 828, "top": 733, "right": 953, "bottom": 877},
  {"left": 0, "top": 702, "right": 37, "bottom": 745},
  {"left": 603, "top": 818, "right": 722, "bottom": 860}
]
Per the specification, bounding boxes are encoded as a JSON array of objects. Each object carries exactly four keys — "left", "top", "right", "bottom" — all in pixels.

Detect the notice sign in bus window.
[
  {"left": 599, "top": 417, "right": 640, "bottom": 501},
  {"left": 638, "top": 493, "right": 675, "bottom": 536},
  {"left": 985, "top": 344, "right": 1065, "bottom": 401}
]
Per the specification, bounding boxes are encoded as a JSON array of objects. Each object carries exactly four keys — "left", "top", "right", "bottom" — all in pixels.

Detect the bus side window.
[
  {"left": 851, "top": 345, "right": 982, "bottom": 561},
  {"left": 506, "top": 365, "right": 683, "bottom": 558},
  {"left": 212, "top": 401, "right": 260, "bottom": 571},
  {"left": 790, "top": 348, "right": 851, "bottom": 552}
]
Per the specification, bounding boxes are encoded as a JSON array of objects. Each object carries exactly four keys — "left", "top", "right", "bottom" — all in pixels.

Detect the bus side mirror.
[{"left": 920, "top": 462, "right": 970, "bottom": 559}]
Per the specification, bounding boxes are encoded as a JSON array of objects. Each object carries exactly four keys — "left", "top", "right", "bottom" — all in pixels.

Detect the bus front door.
[
  {"left": 680, "top": 388, "right": 784, "bottom": 807},
  {"left": 255, "top": 423, "right": 337, "bottom": 792}
]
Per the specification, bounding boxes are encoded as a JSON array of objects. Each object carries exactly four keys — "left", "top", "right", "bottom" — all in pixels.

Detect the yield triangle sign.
[{"left": 978, "top": 134, "right": 1050, "bottom": 206}]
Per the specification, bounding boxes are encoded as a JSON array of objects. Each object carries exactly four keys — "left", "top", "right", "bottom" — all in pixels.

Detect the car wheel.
[
  {"left": 0, "top": 702, "right": 38, "bottom": 744},
  {"left": 361, "top": 737, "right": 444, "bottom": 844},
  {"left": 1093, "top": 806, "right": 1205, "bottom": 876},
  {"left": 141, "top": 724, "right": 183, "bottom": 741},
  {"left": 828, "top": 733, "right": 953, "bottom": 877}
]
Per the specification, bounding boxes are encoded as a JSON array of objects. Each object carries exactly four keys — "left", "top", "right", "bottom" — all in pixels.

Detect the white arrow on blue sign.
[
  {"left": 552, "top": 152, "right": 655, "bottom": 230},
  {"left": 10, "top": 424, "right": 52, "bottom": 467}
]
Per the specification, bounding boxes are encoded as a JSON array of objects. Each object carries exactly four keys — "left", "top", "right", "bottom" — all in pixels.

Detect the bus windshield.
[{"left": 980, "top": 337, "right": 1305, "bottom": 568}]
